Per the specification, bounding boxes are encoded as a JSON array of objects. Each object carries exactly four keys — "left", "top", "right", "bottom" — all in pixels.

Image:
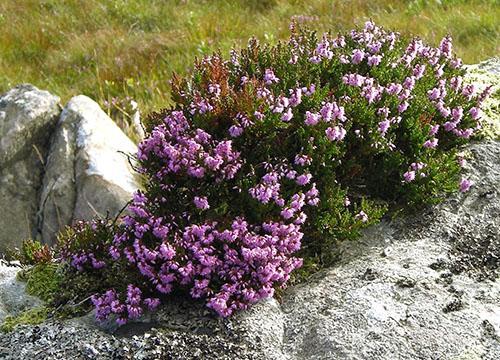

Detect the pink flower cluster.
[
  {"left": 62, "top": 21, "right": 490, "bottom": 326},
  {"left": 137, "top": 111, "right": 242, "bottom": 182}
]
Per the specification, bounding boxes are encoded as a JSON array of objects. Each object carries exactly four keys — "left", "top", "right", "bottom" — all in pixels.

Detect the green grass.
[{"left": 0, "top": 0, "right": 498, "bottom": 137}]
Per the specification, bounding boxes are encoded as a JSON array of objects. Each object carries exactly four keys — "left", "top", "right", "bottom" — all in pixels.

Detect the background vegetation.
[{"left": 0, "top": 0, "right": 498, "bottom": 136}]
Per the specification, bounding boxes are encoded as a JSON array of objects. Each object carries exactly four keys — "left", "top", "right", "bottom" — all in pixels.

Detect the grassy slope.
[{"left": 0, "top": 0, "right": 498, "bottom": 136}]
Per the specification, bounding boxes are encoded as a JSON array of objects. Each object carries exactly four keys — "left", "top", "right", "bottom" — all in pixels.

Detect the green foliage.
[
  {"left": 24, "top": 264, "right": 62, "bottom": 303},
  {"left": 9, "top": 239, "right": 53, "bottom": 266},
  {"left": 0, "top": 307, "right": 49, "bottom": 333}
]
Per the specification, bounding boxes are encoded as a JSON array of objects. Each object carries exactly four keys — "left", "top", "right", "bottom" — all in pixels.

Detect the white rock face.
[
  {"left": 0, "top": 261, "right": 41, "bottom": 324},
  {"left": 0, "top": 85, "right": 60, "bottom": 252},
  {"left": 0, "top": 85, "right": 140, "bottom": 251},
  {"left": 39, "top": 95, "right": 140, "bottom": 244}
]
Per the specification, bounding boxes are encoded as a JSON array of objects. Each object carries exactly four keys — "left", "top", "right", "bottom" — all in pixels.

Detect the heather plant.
[{"left": 55, "top": 21, "right": 489, "bottom": 325}]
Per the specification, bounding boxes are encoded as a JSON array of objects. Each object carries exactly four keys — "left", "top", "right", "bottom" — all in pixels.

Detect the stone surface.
[
  {"left": 1, "top": 140, "right": 498, "bottom": 359},
  {"left": 0, "top": 85, "right": 60, "bottom": 252},
  {"left": 465, "top": 57, "right": 500, "bottom": 139},
  {"left": 0, "top": 261, "right": 41, "bottom": 324},
  {"left": 39, "top": 95, "right": 140, "bottom": 244}
]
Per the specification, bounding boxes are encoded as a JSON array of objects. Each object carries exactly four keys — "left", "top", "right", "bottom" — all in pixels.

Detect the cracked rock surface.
[
  {"left": 0, "top": 88, "right": 140, "bottom": 252},
  {"left": 0, "top": 84, "right": 60, "bottom": 251},
  {"left": 1, "top": 140, "right": 498, "bottom": 359},
  {"left": 39, "top": 95, "right": 139, "bottom": 244}
]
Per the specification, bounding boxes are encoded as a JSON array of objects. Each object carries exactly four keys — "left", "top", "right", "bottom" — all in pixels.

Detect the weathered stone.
[
  {"left": 465, "top": 57, "right": 500, "bottom": 139},
  {"left": 0, "top": 261, "right": 41, "bottom": 324},
  {"left": 39, "top": 95, "right": 140, "bottom": 244},
  {"left": 0, "top": 85, "right": 60, "bottom": 252}
]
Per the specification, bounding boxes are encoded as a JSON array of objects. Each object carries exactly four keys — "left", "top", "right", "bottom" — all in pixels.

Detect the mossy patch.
[
  {"left": 24, "top": 263, "right": 62, "bottom": 303},
  {"left": 0, "top": 307, "right": 49, "bottom": 332}
]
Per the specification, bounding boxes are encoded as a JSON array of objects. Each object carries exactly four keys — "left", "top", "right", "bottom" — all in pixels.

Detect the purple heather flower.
[
  {"left": 367, "top": 55, "right": 382, "bottom": 66},
  {"left": 143, "top": 298, "right": 161, "bottom": 311},
  {"left": 320, "top": 102, "right": 334, "bottom": 121},
  {"left": 423, "top": 138, "right": 438, "bottom": 149},
  {"left": 443, "top": 121, "right": 458, "bottom": 132},
  {"left": 451, "top": 58, "right": 462, "bottom": 69},
  {"left": 296, "top": 173, "right": 312, "bottom": 186},
  {"left": 429, "top": 124, "right": 440, "bottom": 136},
  {"left": 280, "top": 208, "right": 295, "bottom": 220},
  {"left": 413, "top": 64, "right": 426, "bottom": 79},
  {"left": 194, "top": 196, "right": 210, "bottom": 210},
  {"left": 450, "top": 76, "right": 462, "bottom": 91},
  {"left": 355, "top": 211, "right": 368, "bottom": 223},
  {"left": 294, "top": 154, "right": 312, "bottom": 166},
  {"left": 281, "top": 108, "right": 294, "bottom": 122},
  {"left": 208, "top": 83, "right": 221, "bottom": 97},
  {"left": 403, "top": 171, "right": 416, "bottom": 182},
  {"left": 325, "top": 126, "right": 346, "bottom": 141},
  {"left": 469, "top": 107, "right": 481, "bottom": 120},
  {"left": 378, "top": 120, "right": 390, "bottom": 135},
  {"left": 439, "top": 35, "right": 453, "bottom": 58},
  {"left": 459, "top": 178, "right": 473, "bottom": 192},
  {"left": 386, "top": 83, "right": 402, "bottom": 95},
  {"left": 451, "top": 107, "right": 463, "bottom": 122},
  {"left": 305, "top": 111, "right": 320, "bottom": 126},
  {"left": 428, "top": 88, "right": 441, "bottom": 101},
  {"left": 462, "top": 84, "right": 475, "bottom": 99},
  {"left": 264, "top": 68, "right": 280, "bottom": 85},
  {"left": 229, "top": 125, "right": 243, "bottom": 137},
  {"left": 398, "top": 101, "right": 409, "bottom": 113},
  {"left": 351, "top": 49, "right": 365, "bottom": 64}
]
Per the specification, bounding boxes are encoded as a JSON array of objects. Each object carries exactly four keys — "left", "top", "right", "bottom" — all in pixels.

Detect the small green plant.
[
  {"left": 0, "top": 307, "right": 49, "bottom": 332},
  {"left": 10, "top": 239, "right": 53, "bottom": 266},
  {"left": 24, "top": 263, "right": 62, "bottom": 303}
]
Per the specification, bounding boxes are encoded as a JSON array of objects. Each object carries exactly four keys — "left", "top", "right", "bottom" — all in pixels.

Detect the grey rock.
[
  {"left": 39, "top": 95, "right": 139, "bottom": 244},
  {"left": 281, "top": 149, "right": 500, "bottom": 360},
  {"left": 0, "top": 261, "right": 41, "bottom": 324},
  {"left": 0, "top": 85, "right": 60, "bottom": 252}
]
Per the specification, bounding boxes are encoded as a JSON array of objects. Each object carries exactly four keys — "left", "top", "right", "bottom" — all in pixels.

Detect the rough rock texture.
[
  {"left": 1, "top": 140, "right": 498, "bottom": 359},
  {"left": 0, "top": 261, "right": 41, "bottom": 324},
  {"left": 465, "top": 58, "right": 500, "bottom": 139},
  {"left": 280, "top": 144, "right": 500, "bottom": 360},
  {"left": 0, "top": 86, "right": 140, "bottom": 251},
  {"left": 0, "top": 85, "right": 60, "bottom": 252},
  {"left": 39, "top": 95, "right": 139, "bottom": 244}
]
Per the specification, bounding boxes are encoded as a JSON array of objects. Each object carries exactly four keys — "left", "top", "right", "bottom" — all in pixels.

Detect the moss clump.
[
  {"left": 0, "top": 307, "right": 49, "bottom": 332},
  {"left": 24, "top": 263, "right": 62, "bottom": 303}
]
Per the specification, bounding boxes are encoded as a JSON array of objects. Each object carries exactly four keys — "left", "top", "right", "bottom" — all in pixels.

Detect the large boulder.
[
  {"left": 0, "top": 85, "right": 60, "bottom": 252},
  {"left": 39, "top": 95, "right": 139, "bottom": 244},
  {"left": 0, "top": 86, "right": 140, "bottom": 252}
]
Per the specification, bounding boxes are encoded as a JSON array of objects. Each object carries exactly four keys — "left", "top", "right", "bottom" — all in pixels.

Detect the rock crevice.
[{"left": 0, "top": 86, "right": 140, "bottom": 252}]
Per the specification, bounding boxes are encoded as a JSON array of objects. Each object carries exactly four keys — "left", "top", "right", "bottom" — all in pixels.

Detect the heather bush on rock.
[{"left": 55, "top": 21, "right": 490, "bottom": 324}]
